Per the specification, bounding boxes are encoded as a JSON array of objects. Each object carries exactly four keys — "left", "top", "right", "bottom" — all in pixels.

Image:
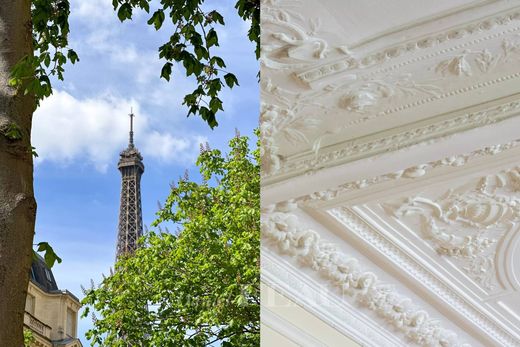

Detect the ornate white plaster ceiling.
[
  {"left": 261, "top": 0, "right": 520, "bottom": 183},
  {"left": 261, "top": 1, "right": 520, "bottom": 346}
]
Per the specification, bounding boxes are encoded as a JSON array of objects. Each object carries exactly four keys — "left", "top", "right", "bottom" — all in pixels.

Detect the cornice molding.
[
  {"left": 261, "top": 202, "right": 471, "bottom": 347},
  {"left": 264, "top": 98, "right": 520, "bottom": 181},
  {"left": 261, "top": 305, "right": 327, "bottom": 347},
  {"left": 262, "top": 0, "right": 520, "bottom": 86},
  {"left": 262, "top": 2, "right": 520, "bottom": 344},
  {"left": 295, "top": 138, "right": 520, "bottom": 205},
  {"left": 329, "top": 207, "right": 520, "bottom": 347},
  {"left": 262, "top": 250, "right": 401, "bottom": 347},
  {"left": 368, "top": 21, "right": 520, "bottom": 77},
  {"left": 298, "top": 15, "right": 520, "bottom": 87}
]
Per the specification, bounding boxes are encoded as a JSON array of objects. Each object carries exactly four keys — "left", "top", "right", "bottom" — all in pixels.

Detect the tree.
[
  {"left": 23, "top": 329, "right": 34, "bottom": 347},
  {"left": 111, "top": 0, "right": 259, "bottom": 128},
  {"left": 82, "top": 132, "right": 260, "bottom": 346},
  {"left": 1, "top": 0, "right": 258, "bottom": 345},
  {"left": 0, "top": 2, "right": 38, "bottom": 345}
]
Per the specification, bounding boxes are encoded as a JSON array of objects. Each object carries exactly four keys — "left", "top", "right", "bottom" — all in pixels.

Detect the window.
[
  {"left": 44, "top": 268, "right": 52, "bottom": 282},
  {"left": 66, "top": 308, "right": 76, "bottom": 337},
  {"left": 25, "top": 294, "right": 35, "bottom": 315}
]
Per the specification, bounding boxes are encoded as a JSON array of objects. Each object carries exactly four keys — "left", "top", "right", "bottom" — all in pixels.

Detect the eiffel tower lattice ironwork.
[{"left": 116, "top": 111, "right": 144, "bottom": 258}]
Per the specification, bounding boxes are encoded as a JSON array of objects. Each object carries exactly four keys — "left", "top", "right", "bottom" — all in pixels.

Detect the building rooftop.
[
  {"left": 29, "top": 254, "right": 80, "bottom": 303},
  {"left": 30, "top": 254, "right": 59, "bottom": 293}
]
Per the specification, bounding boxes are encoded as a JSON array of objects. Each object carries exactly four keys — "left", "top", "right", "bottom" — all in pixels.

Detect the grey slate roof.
[{"left": 30, "top": 254, "right": 59, "bottom": 293}]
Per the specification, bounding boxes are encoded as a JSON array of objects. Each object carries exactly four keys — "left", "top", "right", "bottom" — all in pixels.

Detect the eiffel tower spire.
[{"left": 116, "top": 110, "right": 144, "bottom": 259}]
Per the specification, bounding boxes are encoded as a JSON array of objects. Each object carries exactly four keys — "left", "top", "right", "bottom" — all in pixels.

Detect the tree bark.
[{"left": 0, "top": 1, "right": 36, "bottom": 346}]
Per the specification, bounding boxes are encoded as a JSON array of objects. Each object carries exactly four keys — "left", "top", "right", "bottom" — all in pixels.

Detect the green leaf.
[
  {"left": 210, "top": 56, "right": 226, "bottom": 68},
  {"left": 117, "top": 3, "right": 133, "bottom": 21},
  {"left": 224, "top": 73, "right": 239, "bottom": 88},
  {"left": 148, "top": 10, "right": 165, "bottom": 30},
  {"left": 205, "top": 28, "right": 219, "bottom": 48},
  {"left": 36, "top": 242, "right": 62, "bottom": 268},
  {"left": 161, "top": 62, "right": 173, "bottom": 81},
  {"left": 30, "top": 146, "right": 39, "bottom": 158},
  {"left": 209, "top": 97, "right": 223, "bottom": 113},
  {"left": 67, "top": 49, "right": 79, "bottom": 64},
  {"left": 43, "top": 53, "right": 51, "bottom": 67},
  {"left": 208, "top": 11, "right": 224, "bottom": 25},
  {"left": 194, "top": 46, "right": 208, "bottom": 60}
]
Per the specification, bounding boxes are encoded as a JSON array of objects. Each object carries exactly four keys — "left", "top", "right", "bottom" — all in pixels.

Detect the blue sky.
[{"left": 31, "top": 0, "right": 258, "bottom": 343}]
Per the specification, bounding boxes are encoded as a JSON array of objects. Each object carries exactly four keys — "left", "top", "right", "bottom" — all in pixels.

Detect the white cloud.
[
  {"left": 73, "top": 0, "right": 115, "bottom": 24},
  {"left": 33, "top": 90, "right": 204, "bottom": 171},
  {"left": 143, "top": 131, "right": 207, "bottom": 164}
]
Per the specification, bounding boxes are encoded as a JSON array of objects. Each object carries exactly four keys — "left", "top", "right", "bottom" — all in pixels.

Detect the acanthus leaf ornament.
[
  {"left": 261, "top": 1, "right": 333, "bottom": 71},
  {"left": 337, "top": 75, "right": 442, "bottom": 113},
  {"left": 433, "top": 38, "right": 520, "bottom": 77},
  {"left": 435, "top": 51, "right": 474, "bottom": 76},
  {"left": 384, "top": 167, "right": 520, "bottom": 290},
  {"left": 260, "top": 79, "right": 323, "bottom": 176}
]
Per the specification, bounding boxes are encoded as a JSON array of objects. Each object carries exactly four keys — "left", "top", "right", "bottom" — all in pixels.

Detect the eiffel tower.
[{"left": 116, "top": 111, "right": 144, "bottom": 258}]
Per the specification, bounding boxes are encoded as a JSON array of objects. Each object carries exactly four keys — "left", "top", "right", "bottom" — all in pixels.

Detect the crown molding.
[
  {"left": 261, "top": 305, "right": 327, "bottom": 347},
  {"left": 263, "top": 96, "right": 520, "bottom": 183},
  {"left": 328, "top": 207, "right": 520, "bottom": 346},
  {"left": 262, "top": 249, "right": 405, "bottom": 347},
  {"left": 261, "top": 1, "right": 520, "bottom": 344},
  {"left": 296, "top": 10, "right": 520, "bottom": 88},
  {"left": 294, "top": 138, "right": 520, "bottom": 206},
  {"left": 262, "top": 203, "right": 472, "bottom": 346},
  {"left": 261, "top": 1, "right": 520, "bottom": 85}
]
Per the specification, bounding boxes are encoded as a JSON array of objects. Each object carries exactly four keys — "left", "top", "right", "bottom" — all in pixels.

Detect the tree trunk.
[{"left": 0, "top": 1, "right": 36, "bottom": 346}]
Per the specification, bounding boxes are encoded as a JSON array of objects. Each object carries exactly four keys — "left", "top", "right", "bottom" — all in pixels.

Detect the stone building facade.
[{"left": 24, "top": 255, "right": 82, "bottom": 347}]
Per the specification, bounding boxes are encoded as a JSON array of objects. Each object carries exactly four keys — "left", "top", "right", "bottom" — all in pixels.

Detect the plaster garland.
[
  {"left": 287, "top": 5, "right": 520, "bottom": 85},
  {"left": 369, "top": 24, "right": 520, "bottom": 77},
  {"left": 335, "top": 73, "right": 442, "bottom": 113},
  {"left": 341, "top": 71, "right": 520, "bottom": 129},
  {"left": 262, "top": 201, "right": 471, "bottom": 347},
  {"left": 262, "top": 250, "right": 404, "bottom": 346}
]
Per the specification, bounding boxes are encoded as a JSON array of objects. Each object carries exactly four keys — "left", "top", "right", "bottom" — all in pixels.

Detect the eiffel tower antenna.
[{"left": 129, "top": 108, "right": 134, "bottom": 147}]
